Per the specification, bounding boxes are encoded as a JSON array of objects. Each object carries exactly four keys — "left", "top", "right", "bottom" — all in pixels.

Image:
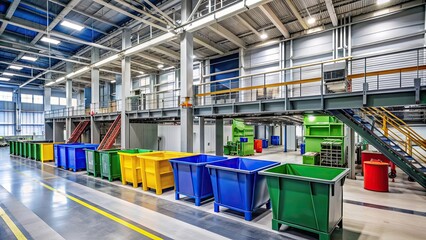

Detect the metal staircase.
[
  {"left": 66, "top": 120, "right": 90, "bottom": 143},
  {"left": 329, "top": 109, "right": 426, "bottom": 188},
  {"left": 97, "top": 115, "right": 121, "bottom": 150}
]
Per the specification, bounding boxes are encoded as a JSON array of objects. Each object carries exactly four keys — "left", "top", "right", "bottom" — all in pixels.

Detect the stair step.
[{"left": 419, "top": 167, "right": 426, "bottom": 173}]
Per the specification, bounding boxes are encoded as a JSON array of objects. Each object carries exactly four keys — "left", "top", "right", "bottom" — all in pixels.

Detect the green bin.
[
  {"left": 260, "top": 164, "right": 349, "bottom": 240},
  {"left": 33, "top": 143, "right": 41, "bottom": 161},
  {"left": 9, "top": 141, "right": 14, "bottom": 155},
  {"left": 99, "top": 149, "right": 121, "bottom": 182},
  {"left": 85, "top": 149, "right": 101, "bottom": 177},
  {"left": 28, "top": 143, "right": 36, "bottom": 159}
]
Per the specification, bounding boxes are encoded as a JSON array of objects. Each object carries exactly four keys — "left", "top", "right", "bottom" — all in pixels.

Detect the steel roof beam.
[
  {"left": 208, "top": 23, "right": 246, "bottom": 49},
  {"left": 0, "top": 60, "right": 66, "bottom": 74},
  {"left": 235, "top": 15, "right": 262, "bottom": 38},
  {"left": 151, "top": 46, "right": 180, "bottom": 60},
  {"left": 92, "top": 0, "right": 168, "bottom": 32},
  {"left": 0, "top": 0, "right": 21, "bottom": 36},
  {"left": 325, "top": 0, "right": 338, "bottom": 27},
  {"left": 193, "top": 36, "right": 225, "bottom": 55},
  {"left": 259, "top": 3, "right": 290, "bottom": 38},
  {"left": 0, "top": 17, "right": 119, "bottom": 52},
  {"left": 47, "top": 0, "right": 120, "bottom": 28},
  {"left": 0, "top": 44, "right": 90, "bottom": 65},
  {"left": 113, "top": 0, "right": 168, "bottom": 25},
  {"left": 284, "top": 0, "right": 308, "bottom": 30},
  {"left": 141, "top": 0, "right": 175, "bottom": 25}
]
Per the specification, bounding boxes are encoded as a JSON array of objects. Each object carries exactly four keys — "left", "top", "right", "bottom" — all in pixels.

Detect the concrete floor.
[{"left": 0, "top": 146, "right": 425, "bottom": 240}]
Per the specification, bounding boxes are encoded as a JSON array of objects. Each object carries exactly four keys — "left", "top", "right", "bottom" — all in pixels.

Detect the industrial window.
[
  {"left": 51, "top": 97, "right": 59, "bottom": 105},
  {"left": 72, "top": 98, "right": 77, "bottom": 108},
  {"left": 59, "top": 97, "right": 67, "bottom": 106},
  {"left": 33, "top": 95, "right": 43, "bottom": 104},
  {"left": 21, "top": 94, "right": 33, "bottom": 103},
  {"left": 0, "top": 91, "right": 13, "bottom": 102}
]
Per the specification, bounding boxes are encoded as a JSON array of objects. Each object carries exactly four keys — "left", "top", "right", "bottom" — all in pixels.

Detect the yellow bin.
[
  {"left": 137, "top": 151, "right": 195, "bottom": 195},
  {"left": 118, "top": 149, "right": 153, "bottom": 188},
  {"left": 38, "top": 142, "right": 63, "bottom": 162}
]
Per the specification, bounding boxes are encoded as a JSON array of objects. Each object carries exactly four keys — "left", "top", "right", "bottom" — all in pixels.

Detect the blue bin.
[
  {"left": 262, "top": 139, "right": 268, "bottom": 148},
  {"left": 55, "top": 143, "right": 80, "bottom": 168},
  {"left": 300, "top": 143, "right": 305, "bottom": 155},
  {"left": 271, "top": 136, "right": 280, "bottom": 146},
  {"left": 65, "top": 144, "right": 99, "bottom": 171},
  {"left": 170, "top": 154, "right": 228, "bottom": 206},
  {"left": 206, "top": 158, "right": 279, "bottom": 221}
]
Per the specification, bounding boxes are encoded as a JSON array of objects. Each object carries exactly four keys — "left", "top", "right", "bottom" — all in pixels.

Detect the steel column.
[
  {"left": 180, "top": 0, "right": 194, "bottom": 152},
  {"left": 215, "top": 118, "right": 224, "bottom": 156},
  {"left": 121, "top": 29, "right": 131, "bottom": 149},
  {"left": 65, "top": 62, "right": 73, "bottom": 140},
  {"left": 91, "top": 47, "right": 101, "bottom": 144}
]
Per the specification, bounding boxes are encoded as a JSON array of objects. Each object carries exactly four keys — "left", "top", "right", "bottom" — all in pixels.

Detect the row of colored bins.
[
  {"left": 85, "top": 149, "right": 121, "bottom": 181},
  {"left": 169, "top": 154, "right": 228, "bottom": 206},
  {"left": 117, "top": 149, "right": 154, "bottom": 188},
  {"left": 271, "top": 136, "right": 280, "bottom": 145},
  {"left": 54, "top": 143, "right": 99, "bottom": 171}
]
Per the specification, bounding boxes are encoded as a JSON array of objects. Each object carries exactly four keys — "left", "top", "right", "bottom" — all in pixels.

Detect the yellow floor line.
[
  {"left": 0, "top": 207, "right": 27, "bottom": 240},
  {"left": 16, "top": 171, "right": 162, "bottom": 240},
  {"left": 38, "top": 182, "right": 162, "bottom": 240}
]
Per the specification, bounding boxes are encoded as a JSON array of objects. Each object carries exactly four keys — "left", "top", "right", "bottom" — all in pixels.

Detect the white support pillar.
[
  {"left": 44, "top": 73, "right": 52, "bottom": 112},
  {"left": 121, "top": 28, "right": 131, "bottom": 149},
  {"left": 91, "top": 47, "right": 100, "bottom": 144},
  {"left": 180, "top": 0, "right": 194, "bottom": 152},
  {"left": 65, "top": 62, "right": 73, "bottom": 140}
]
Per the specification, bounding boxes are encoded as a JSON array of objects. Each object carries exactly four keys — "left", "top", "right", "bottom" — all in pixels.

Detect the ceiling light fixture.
[
  {"left": 60, "top": 20, "right": 84, "bottom": 31},
  {"left": 0, "top": 77, "right": 10, "bottom": 81},
  {"left": 41, "top": 36, "right": 61, "bottom": 45},
  {"left": 111, "top": 80, "right": 116, "bottom": 83},
  {"left": 157, "top": 64, "right": 164, "bottom": 68},
  {"left": 260, "top": 33, "right": 268, "bottom": 40},
  {"left": 377, "top": 0, "right": 390, "bottom": 5},
  {"left": 307, "top": 17, "right": 316, "bottom": 25},
  {"left": 9, "top": 66, "right": 23, "bottom": 70},
  {"left": 3, "top": 72, "right": 14, "bottom": 76},
  {"left": 21, "top": 56, "right": 38, "bottom": 62},
  {"left": 46, "top": 82, "right": 55, "bottom": 86}
]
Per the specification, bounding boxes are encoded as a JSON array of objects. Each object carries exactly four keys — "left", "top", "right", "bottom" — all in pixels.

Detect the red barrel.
[
  {"left": 254, "top": 139, "right": 262, "bottom": 153},
  {"left": 364, "top": 160, "right": 389, "bottom": 192}
]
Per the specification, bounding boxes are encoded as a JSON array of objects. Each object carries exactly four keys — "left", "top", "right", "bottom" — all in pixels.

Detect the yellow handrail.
[
  {"left": 360, "top": 108, "right": 426, "bottom": 164},
  {"left": 368, "top": 107, "right": 426, "bottom": 151}
]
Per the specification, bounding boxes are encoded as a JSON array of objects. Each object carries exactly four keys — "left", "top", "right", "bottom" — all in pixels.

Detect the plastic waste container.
[
  {"left": 169, "top": 154, "right": 227, "bottom": 206},
  {"left": 262, "top": 139, "right": 268, "bottom": 149},
  {"left": 364, "top": 160, "right": 389, "bottom": 192},
  {"left": 271, "top": 136, "right": 280, "bottom": 145},
  {"left": 254, "top": 139, "right": 262, "bottom": 153},
  {"left": 66, "top": 144, "right": 99, "bottom": 171},
  {"left": 206, "top": 158, "right": 279, "bottom": 221},
  {"left": 300, "top": 143, "right": 305, "bottom": 155},
  {"left": 35, "top": 142, "right": 61, "bottom": 162},
  {"left": 260, "top": 163, "right": 349, "bottom": 240},
  {"left": 137, "top": 151, "right": 194, "bottom": 195},
  {"left": 118, "top": 149, "right": 153, "bottom": 188},
  {"left": 85, "top": 149, "right": 101, "bottom": 177},
  {"left": 55, "top": 143, "right": 80, "bottom": 168},
  {"left": 9, "top": 141, "right": 14, "bottom": 155},
  {"left": 99, "top": 149, "right": 121, "bottom": 182}
]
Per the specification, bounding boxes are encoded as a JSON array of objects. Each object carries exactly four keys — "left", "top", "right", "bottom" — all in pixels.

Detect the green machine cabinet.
[{"left": 224, "top": 119, "right": 254, "bottom": 156}]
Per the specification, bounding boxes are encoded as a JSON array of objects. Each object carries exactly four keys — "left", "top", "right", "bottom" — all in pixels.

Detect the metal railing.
[
  {"left": 44, "top": 105, "right": 86, "bottom": 118},
  {"left": 126, "top": 91, "right": 181, "bottom": 111},
  {"left": 194, "top": 47, "right": 426, "bottom": 106},
  {"left": 90, "top": 100, "right": 122, "bottom": 115}
]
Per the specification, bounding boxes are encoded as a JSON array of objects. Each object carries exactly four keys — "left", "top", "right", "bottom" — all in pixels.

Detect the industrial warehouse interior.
[{"left": 0, "top": 0, "right": 425, "bottom": 239}]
